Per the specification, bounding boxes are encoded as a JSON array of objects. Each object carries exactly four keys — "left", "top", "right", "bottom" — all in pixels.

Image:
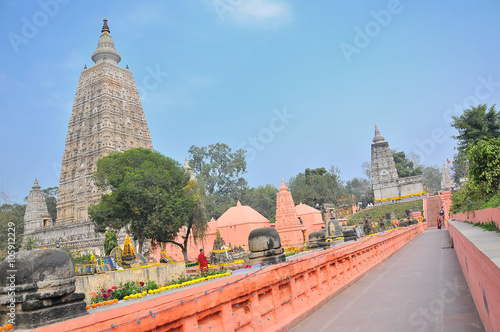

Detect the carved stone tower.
[
  {"left": 371, "top": 125, "right": 424, "bottom": 205},
  {"left": 23, "top": 179, "right": 51, "bottom": 237},
  {"left": 441, "top": 161, "right": 454, "bottom": 190},
  {"left": 57, "top": 18, "right": 153, "bottom": 225},
  {"left": 371, "top": 125, "right": 400, "bottom": 201},
  {"left": 275, "top": 179, "right": 305, "bottom": 247}
]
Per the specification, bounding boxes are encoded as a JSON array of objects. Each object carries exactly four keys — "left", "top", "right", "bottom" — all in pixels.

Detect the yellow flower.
[{"left": 124, "top": 296, "right": 129, "bottom": 300}]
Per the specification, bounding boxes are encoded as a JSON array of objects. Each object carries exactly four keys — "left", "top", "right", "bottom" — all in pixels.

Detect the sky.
[{"left": 1, "top": 0, "right": 500, "bottom": 204}]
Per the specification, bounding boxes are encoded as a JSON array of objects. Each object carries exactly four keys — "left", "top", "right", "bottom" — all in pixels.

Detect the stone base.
[
  {"left": 248, "top": 253, "right": 286, "bottom": 266},
  {"left": 248, "top": 248, "right": 284, "bottom": 260},
  {"left": 15, "top": 296, "right": 87, "bottom": 329},
  {"left": 210, "top": 251, "right": 234, "bottom": 265}
]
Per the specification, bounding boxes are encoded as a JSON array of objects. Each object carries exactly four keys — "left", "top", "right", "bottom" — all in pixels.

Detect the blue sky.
[{"left": 1, "top": 0, "right": 500, "bottom": 203}]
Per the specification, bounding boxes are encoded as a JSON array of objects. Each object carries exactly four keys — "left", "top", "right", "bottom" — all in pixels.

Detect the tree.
[
  {"left": 361, "top": 161, "right": 371, "bottom": 179},
  {"left": 392, "top": 150, "right": 422, "bottom": 178},
  {"left": 240, "top": 185, "right": 278, "bottom": 220},
  {"left": 0, "top": 203, "right": 25, "bottom": 260},
  {"left": 467, "top": 137, "right": 500, "bottom": 196},
  {"left": 421, "top": 165, "right": 442, "bottom": 194},
  {"left": 450, "top": 104, "right": 500, "bottom": 183},
  {"left": 43, "top": 187, "right": 58, "bottom": 221},
  {"left": 104, "top": 230, "right": 118, "bottom": 255},
  {"left": 188, "top": 143, "right": 248, "bottom": 219},
  {"left": 288, "top": 166, "right": 348, "bottom": 208},
  {"left": 451, "top": 104, "right": 500, "bottom": 152},
  {"left": 23, "top": 236, "right": 40, "bottom": 251},
  {"left": 149, "top": 178, "right": 209, "bottom": 261},
  {"left": 345, "top": 177, "right": 373, "bottom": 207},
  {"left": 88, "top": 148, "right": 197, "bottom": 255}
]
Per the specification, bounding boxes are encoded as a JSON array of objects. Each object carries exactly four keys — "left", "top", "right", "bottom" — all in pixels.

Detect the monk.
[{"left": 198, "top": 249, "right": 208, "bottom": 276}]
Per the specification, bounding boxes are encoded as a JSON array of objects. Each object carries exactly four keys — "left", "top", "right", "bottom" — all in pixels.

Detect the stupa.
[{"left": 441, "top": 161, "right": 454, "bottom": 190}]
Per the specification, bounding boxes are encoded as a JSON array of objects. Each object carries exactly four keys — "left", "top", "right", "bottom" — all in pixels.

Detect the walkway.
[{"left": 288, "top": 228, "right": 484, "bottom": 332}]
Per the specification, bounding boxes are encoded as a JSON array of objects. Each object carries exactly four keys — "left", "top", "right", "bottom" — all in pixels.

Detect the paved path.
[{"left": 288, "top": 228, "right": 484, "bottom": 332}]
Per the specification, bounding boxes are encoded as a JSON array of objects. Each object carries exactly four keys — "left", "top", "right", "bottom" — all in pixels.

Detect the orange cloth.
[{"left": 198, "top": 252, "right": 208, "bottom": 272}]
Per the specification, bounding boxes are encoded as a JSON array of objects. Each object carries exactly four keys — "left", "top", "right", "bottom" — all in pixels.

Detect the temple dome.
[
  {"left": 295, "top": 203, "right": 321, "bottom": 215},
  {"left": 217, "top": 201, "right": 270, "bottom": 227}
]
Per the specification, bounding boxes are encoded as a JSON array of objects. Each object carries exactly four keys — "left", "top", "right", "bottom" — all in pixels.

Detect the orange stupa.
[{"left": 275, "top": 178, "right": 306, "bottom": 247}]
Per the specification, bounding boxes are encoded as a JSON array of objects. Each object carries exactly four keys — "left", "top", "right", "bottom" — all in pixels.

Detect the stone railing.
[{"left": 33, "top": 223, "right": 427, "bottom": 332}]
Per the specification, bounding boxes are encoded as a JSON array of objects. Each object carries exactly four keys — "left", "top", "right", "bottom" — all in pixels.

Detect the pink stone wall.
[
  {"left": 35, "top": 223, "right": 427, "bottom": 332},
  {"left": 452, "top": 207, "right": 500, "bottom": 229},
  {"left": 448, "top": 222, "right": 500, "bottom": 332}
]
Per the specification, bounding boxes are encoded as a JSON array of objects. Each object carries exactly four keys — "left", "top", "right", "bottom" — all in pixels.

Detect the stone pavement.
[{"left": 288, "top": 228, "right": 484, "bottom": 332}]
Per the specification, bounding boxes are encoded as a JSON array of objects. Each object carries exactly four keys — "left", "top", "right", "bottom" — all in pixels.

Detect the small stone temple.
[
  {"left": 23, "top": 179, "right": 51, "bottom": 240},
  {"left": 371, "top": 125, "right": 425, "bottom": 205},
  {"left": 441, "top": 161, "right": 454, "bottom": 190},
  {"left": 274, "top": 179, "right": 306, "bottom": 247},
  {"left": 26, "top": 19, "right": 153, "bottom": 253}
]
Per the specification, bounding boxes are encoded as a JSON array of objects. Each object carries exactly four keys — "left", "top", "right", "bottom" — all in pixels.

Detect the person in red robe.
[{"left": 198, "top": 249, "right": 208, "bottom": 276}]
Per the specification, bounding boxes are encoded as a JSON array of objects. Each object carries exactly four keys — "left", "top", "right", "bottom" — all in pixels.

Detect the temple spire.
[
  {"left": 279, "top": 178, "right": 288, "bottom": 192},
  {"left": 101, "top": 17, "right": 110, "bottom": 33},
  {"left": 91, "top": 18, "right": 121, "bottom": 65},
  {"left": 32, "top": 178, "right": 41, "bottom": 190},
  {"left": 372, "top": 124, "right": 385, "bottom": 144}
]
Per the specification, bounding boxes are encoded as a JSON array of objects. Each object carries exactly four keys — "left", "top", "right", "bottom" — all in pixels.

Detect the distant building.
[
  {"left": 371, "top": 125, "right": 425, "bottom": 205},
  {"left": 23, "top": 179, "right": 51, "bottom": 239},
  {"left": 441, "top": 161, "right": 455, "bottom": 190}
]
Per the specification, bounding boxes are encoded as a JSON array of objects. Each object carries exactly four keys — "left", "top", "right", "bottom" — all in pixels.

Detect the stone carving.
[
  {"left": 210, "top": 230, "right": 234, "bottom": 265},
  {"left": 308, "top": 229, "right": 328, "bottom": 249},
  {"left": 0, "top": 249, "right": 87, "bottom": 329},
  {"left": 248, "top": 228, "right": 286, "bottom": 265}
]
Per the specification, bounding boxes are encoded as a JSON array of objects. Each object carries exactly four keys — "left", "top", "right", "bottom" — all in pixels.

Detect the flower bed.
[{"left": 86, "top": 269, "right": 233, "bottom": 309}]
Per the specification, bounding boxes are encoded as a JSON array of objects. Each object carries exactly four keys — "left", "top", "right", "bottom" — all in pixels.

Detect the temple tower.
[
  {"left": 371, "top": 125, "right": 400, "bottom": 201},
  {"left": 23, "top": 179, "right": 51, "bottom": 237},
  {"left": 371, "top": 125, "right": 424, "bottom": 204},
  {"left": 441, "top": 161, "right": 454, "bottom": 190},
  {"left": 56, "top": 18, "right": 153, "bottom": 224},
  {"left": 275, "top": 179, "right": 305, "bottom": 247}
]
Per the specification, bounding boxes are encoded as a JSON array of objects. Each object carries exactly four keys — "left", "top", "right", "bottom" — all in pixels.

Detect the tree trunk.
[
  {"left": 182, "top": 247, "right": 189, "bottom": 262},
  {"left": 138, "top": 237, "right": 144, "bottom": 254}
]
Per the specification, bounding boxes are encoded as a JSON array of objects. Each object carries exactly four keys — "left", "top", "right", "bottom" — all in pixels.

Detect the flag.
[{"left": 447, "top": 158, "right": 450, "bottom": 164}]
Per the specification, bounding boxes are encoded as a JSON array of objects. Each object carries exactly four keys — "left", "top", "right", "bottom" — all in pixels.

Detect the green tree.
[
  {"left": 88, "top": 148, "right": 196, "bottom": 256},
  {"left": 0, "top": 203, "right": 26, "bottom": 260},
  {"left": 188, "top": 143, "right": 248, "bottom": 219},
  {"left": 241, "top": 184, "right": 278, "bottom": 220},
  {"left": 450, "top": 104, "right": 500, "bottom": 183},
  {"left": 345, "top": 177, "right": 373, "bottom": 207},
  {"left": 149, "top": 178, "right": 209, "bottom": 262},
  {"left": 421, "top": 165, "right": 442, "bottom": 194},
  {"left": 43, "top": 187, "right": 58, "bottom": 221},
  {"left": 104, "top": 230, "right": 118, "bottom": 255},
  {"left": 468, "top": 137, "right": 500, "bottom": 196},
  {"left": 288, "top": 166, "right": 348, "bottom": 208},
  {"left": 392, "top": 150, "right": 422, "bottom": 178},
  {"left": 23, "top": 236, "right": 40, "bottom": 251},
  {"left": 451, "top": 104, "right": 500, "bottom": 151}
]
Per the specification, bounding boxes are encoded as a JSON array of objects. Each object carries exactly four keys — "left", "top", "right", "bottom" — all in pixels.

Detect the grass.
[
  {"left": 347, "top": 200, "right": 423, "bottom": 225},
  {"left": 473, "top": 221, "right": 500, "bottom": 233}
]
